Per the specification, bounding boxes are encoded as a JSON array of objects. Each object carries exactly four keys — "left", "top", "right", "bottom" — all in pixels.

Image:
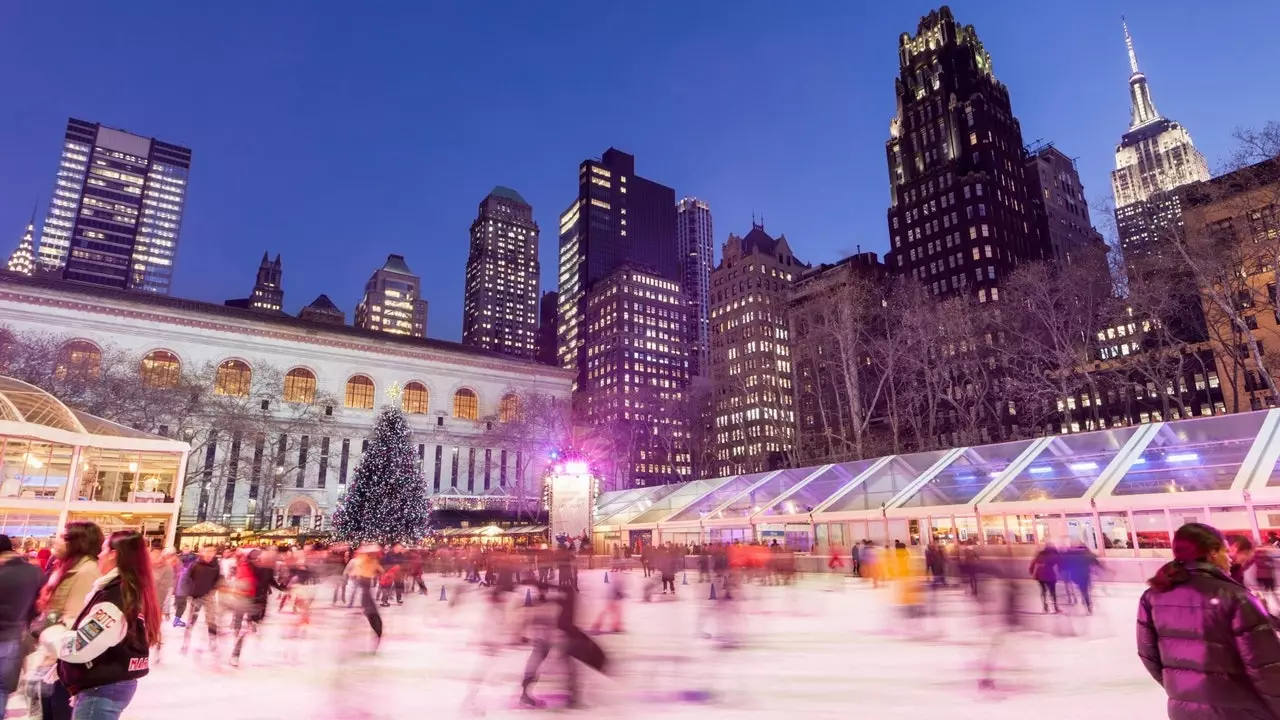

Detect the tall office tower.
[
  {"left": 556, "top": 148, "right": 678, "bottom": 390},
  {"left": 579, "top": 264, "right": 691, "bottom": 488},
  {"left": 462, "top": 187, "right": 540, "bottom": 359},
  {"left": 708, "top": 221, "right": 805, "bottom": 475},
  {"left": 6, "top": 214, "right": 36, "bottom": 276},
  {"left": 535, "top": 291, "right": 559, "bottom": 366},
  {"left": 225, "top": 252, "right": 283, "bottom": 312},
  {"left": 676, "top": 197, "right": 714, "bottom": 376},
  {"left": 37, "top": 118, "right": 191, "bottom": 294},
  {"left": 1111, "top": 18, "right": 1210, "bottom": 271},
  {"left": 1025, "top": 143, "right": 1109, "bottom": 266},
  {"left": 883, "top": 8, "right": 1046, "bottom": 301},
  {"left": 354, "top": 254, "right": 428, "bottom": 337},
  {"left": 299, "top": 294, "right": 346, "bottom": 326}
]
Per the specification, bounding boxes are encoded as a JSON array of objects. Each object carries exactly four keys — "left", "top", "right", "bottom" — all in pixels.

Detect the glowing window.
[
  {"left": 345, "top": 375, "right": 375, "bottom": 410},
  {"left": 402, "top": 381, "right": 430, "bottom": 415},
  {"left": 284, "top": 368, "right": 317, "bottom": 404},
  {"left": 214, "top": 359, "right": 252, "bottom": 397},
  {"left": 140, "top": 350, "right": 180, "bottom": 388},
  {"left": 453, "top": 388, "right": 479, "bottom": 420},
  {"left": 499, "top": 394, "right": 521, "bottom": 422}
]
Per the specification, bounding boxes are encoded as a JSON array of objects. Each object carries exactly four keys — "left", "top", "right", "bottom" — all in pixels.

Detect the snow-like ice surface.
[{"left": 7, "top": 573, "right": 1167, "bottom": 719}]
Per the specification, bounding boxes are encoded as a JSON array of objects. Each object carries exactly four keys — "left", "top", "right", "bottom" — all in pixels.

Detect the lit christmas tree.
[{"left": 331, "top": 405, "right": 430, "bottom": 545}]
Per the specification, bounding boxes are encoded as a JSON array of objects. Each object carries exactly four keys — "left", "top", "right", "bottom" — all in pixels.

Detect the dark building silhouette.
[
  {"left": 462, "top": 186, "right": 539, "bottom": 359},
  {"left": 883, "top": 7, "right": 1047, "bottom": 301},
  {"left": 556, "top": 148, "right": 678, "bottom": 390},
  {"left": 225, "top": 252, "right": 283, "bottom": 312},
  {"left": 298, "top": 294, "right": 345, "bottom": 326},
  {"left": 1024, "top": 143, "right": 1108, "bottom": 267},
  {"left": 535, "top": 290, "right": 559, "bottom": 366},
  {"left": 676, "top": 197, "right": 714, "bottom": 377}
]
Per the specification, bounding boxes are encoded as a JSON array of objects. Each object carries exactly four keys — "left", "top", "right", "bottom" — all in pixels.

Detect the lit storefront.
[
  {"left": 592, "top": 409, "right": 1280, "bottom": 560},
  {"left": 0, "top": 377, "right": 189, "bottom": 549}
]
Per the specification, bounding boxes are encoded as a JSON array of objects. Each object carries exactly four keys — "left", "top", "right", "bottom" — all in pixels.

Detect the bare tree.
[{"left": 481, "top": 391, "right": 573, "bottom": 518}]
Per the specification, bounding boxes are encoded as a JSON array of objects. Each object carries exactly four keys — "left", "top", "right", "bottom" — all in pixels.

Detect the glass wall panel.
[
  {"left": 1065, "top": 513, "right": 1100, "bottom": 550},
  {"left": 1256, "top": 506, "right": 1280, "bottom": 545},
  {"left": 981, "top": 515, "right": 1007, "bottom": 545},
  {"left": 1099, "top": 512, "right": 1134, "bottom": 549},
  {"left": 759, "top": 460, "right": 879, "bottom": 517},
  {"left": 900, "top": 439, "right": 1036, "bottom": 508},
  {"left": 824, "top": 450, "right": 951, "bottom": 513},
  {"left": 1113, "top": 413, "right": 1268, "bottom": 496},
  {"left": 1009, "top": 514, "right": 1055, "bottom": 545},
  {"left": 0, "top": 510, "right": 60, "bottom": 547},
  {"left": 717, "top": 468, "right": 815, "bottom": 520},
  {"left": 1209, "top": 506, "right": 1254, "bottom": 542},
  {"left": 627, "top": 478, "right": 731, "bottom": 526},
  {"left": 597, "top": 485, "right": 680, "bottom": 527},
  {"left": 668, "top": 474, "right": 763, "bottom": 522},
  {"left": 1134, "top": 510, "right": 1171, "bottom": 549},
  {"left": 992, "top": 427, "right": 1140, "bottom": 503},
  {"left": 0, "top": 440, "right": 71, "bottom": 501}
]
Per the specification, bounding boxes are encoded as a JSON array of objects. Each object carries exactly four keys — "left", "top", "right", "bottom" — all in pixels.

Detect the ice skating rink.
[{"left": 6, "top": 574, "right": 1168, "bottom": 719}]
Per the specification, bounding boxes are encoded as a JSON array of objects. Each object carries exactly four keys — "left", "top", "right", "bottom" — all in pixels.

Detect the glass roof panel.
[
  {"left": 710, "top": 468, "right": 816, "bottom": 520},
  {"left": 667, "top": 474, "right": 765, "bottom": 522},
  {"left": 595, "top": 485, "right": 681, "bottom": 526},
  {"left": 759, "top": 460, "right": 879, "bottom": 516},
  {"left": 1113, "top": 412, "right": 1268, "bottom": 495},
  {"left": 625, "top": 477, "right": 732, "bottom": 525},
  {"left": 991, "top": 426, "right": 1140, "bottom": 502},
  {"left": 899, "top": 439, "right": 1037, "bottom": 508},
  {"left": 823, "top": 450, "right": 950, "bottom": 513}
]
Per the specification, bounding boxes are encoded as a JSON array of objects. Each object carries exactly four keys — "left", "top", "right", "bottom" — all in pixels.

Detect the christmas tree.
[{"left": 332, "top": 405, "right": 430, "bottom": 545}]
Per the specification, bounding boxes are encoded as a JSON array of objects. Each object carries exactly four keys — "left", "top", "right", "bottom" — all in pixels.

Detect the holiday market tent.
[{"left": 591, "top": 409, "right": 1280, "bottom": 557}]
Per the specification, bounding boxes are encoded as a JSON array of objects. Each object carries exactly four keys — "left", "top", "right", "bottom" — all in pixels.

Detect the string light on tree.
[{"left": 331, "top": 405, "right": 430, "bottom": 545}]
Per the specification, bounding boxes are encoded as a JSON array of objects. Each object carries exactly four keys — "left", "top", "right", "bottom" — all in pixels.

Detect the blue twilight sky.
[{"left": 0, "top": 1, "right": 1276, "bottom": 342}]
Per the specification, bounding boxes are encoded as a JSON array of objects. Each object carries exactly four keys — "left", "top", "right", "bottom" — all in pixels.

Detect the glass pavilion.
[
  {"left": 0, "top": 377, "right": 190, "bottom": 550},
  {"left": 592, "top": 409, "right": 1280, "bottom": 558}
]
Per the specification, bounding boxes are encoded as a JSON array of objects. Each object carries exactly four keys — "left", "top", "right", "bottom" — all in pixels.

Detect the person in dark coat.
[
  {"left": 0, "top": 534, "right": 42, "bottom": 712},
  {"left": 1029, "top": 543, "right": 1060, "bottom": 613},
  {"left": 1138, "top": 522, "right": 1280, "bottom": 720}
]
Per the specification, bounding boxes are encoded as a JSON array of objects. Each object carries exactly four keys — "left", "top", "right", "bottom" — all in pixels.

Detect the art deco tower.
[
  {"left": 1111, "top": 18, "right": 1210, "bottom": 271},
  {"left": 883, "top": 7, "right": 1046, "bottom": 303},
  {"left": 462, "top": 187, "right": 540, "bottom": 359},
  {"left": 5, "top": 213, "right": 36, "bottom": 276}
]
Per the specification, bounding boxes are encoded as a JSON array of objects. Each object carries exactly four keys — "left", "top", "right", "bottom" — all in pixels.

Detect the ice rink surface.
[{"left": 6, "top": 572, "right": 1168, "bottom": 720}]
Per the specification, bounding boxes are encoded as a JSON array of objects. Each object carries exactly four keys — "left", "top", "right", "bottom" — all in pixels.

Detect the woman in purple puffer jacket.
[{"left": 1138, "top": 522, "right": 1280, "bottom": 720}]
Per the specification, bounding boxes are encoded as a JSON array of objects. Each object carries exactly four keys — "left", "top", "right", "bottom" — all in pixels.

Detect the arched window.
[
  {"left": 499, "top": 393, "right": 521, "bottom": 422},
  {"left": 283, "top": 367, "right": 317, "bottom": 404},
  {"left": 402, "top": 381, "right": 429, "bottom": 415},
  {"left": 452, "top": 388, "right": 479, "bottom": 420},
  {"left": 140, "top": 350, "right": 180, "bottom": 389},
  {"left": 56, "top": 340, "right": 101, "bottom": 380},
  {"left": 214, "top": 359, "right": 252, "bottom": 397},
  {"left": 345, "top": 375, "right": 375, "bottom": 410}
]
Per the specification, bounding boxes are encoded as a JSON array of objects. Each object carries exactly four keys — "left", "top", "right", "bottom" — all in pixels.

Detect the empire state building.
[{"left": 1111, "top": 18, "right": 1210, "bottom": 272}]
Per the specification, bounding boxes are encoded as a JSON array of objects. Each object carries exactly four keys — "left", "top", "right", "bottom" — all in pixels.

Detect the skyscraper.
[
  {"left": 536, "top": 290, "right": 559, "bottom": 366},
  {"left": 883, "top": 7, "right": 1046, "bottom": 301},
  {"left": 556, "top": 148, "right": 678, "bottom": 389},
  {"left": 676, "top": 197, "right": 714, "bottom": 376},
  {"left": 462, "top": 187, "right": 540, "bottom": 359},
  {"left": 1025, "top": 143, "right": 1108, "bottom": 266},
  {"left": 1111, "top": 18, "right": 1210, "bottom": 271},
  {"left": 709, "top": 221, "right": 805, "bottom": 475},
  {"left": 354, "top": 254, "right": 428, "bottom": 337},
  {"left": 38, "top": 118, "right": 191, "bottom": 294},
  {"left": 5, "top": 213, "right": 36, "bottom": 276},
  {"left": 299, "top": 294, "right": 346, "bottom": 326},
  {"left": 579, "top": 263, "right": 691, "bottom": 488},
  {"left": 225, "top": 253, "right": 283, "bottom": 312}
]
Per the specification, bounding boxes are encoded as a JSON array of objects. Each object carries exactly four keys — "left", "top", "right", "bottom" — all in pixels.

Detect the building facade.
[
  {"left": 708, "top": 222, "right": 805, "bottom": 475},
  {"left": 556, "top": 149, "right": 678, "bottom": 391},
  {"left": 676, "top": 197, "right": 714, "bottom": 377},
  {"left": 883, "top": 7, "right": 1046, "bottom": 300},
  {"left": 0, "top": 274, "right": 573, "bottom": 533},
  {"left": 225, "top": 253, "right": 283, "bottom": 312},
  {"left": 1111, "top": 19, "right": 1210, "bottom": 272},
  {"left": 355, "top": 254, "right": 428, "bottom": 338},
  {"left": 6, "top": 214, "right": 35, "bottom": 276},
  {"left": 462, "top": 187, "right": 540, "bottom": 359},
  {"left": 1025, "top": 144, "right": 1108, "bottom": 266},
  {"left": 299, "top": 294, "right": 345, "bottom": 326},
  {"left": 536, "top": 291, "right": 559, "bottom": 366},
  {"left": 578, "top": 264, "right": 691, "bottom": 488},
  {"left": 37, "top": 118, "right": 191, "bottom": 294}
]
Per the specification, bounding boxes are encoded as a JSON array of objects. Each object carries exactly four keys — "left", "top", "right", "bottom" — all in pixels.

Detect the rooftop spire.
[
  {"left": 1122, "top": 16, "right": 1139, "bottom": 74},
  {"left": 1122, "top": 16, "right": 1161, "bottom": 130}
]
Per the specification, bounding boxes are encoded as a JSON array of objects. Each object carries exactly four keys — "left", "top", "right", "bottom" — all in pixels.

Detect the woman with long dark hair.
[
  {"left": 1138, "top": 522, "right": 1280, "bottom": 719},
  {"left": 39, "top": 530, "right": 161, "bottom": 720},
  {"left": 28, "top": 521, "right": 103, "bottom": 720}
]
